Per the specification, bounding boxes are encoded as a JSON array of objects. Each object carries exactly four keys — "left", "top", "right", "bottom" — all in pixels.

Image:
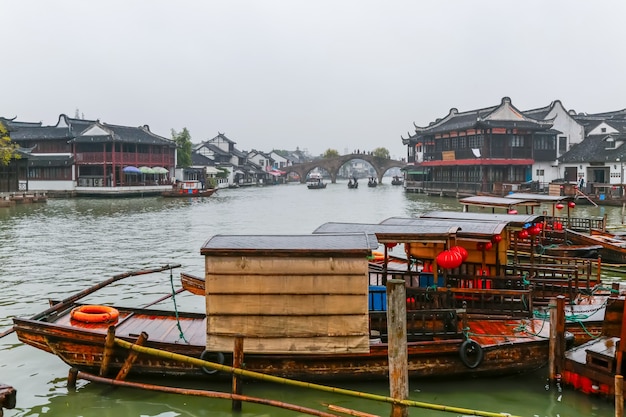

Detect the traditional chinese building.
[{"left": 402, "top": 97, "right": 557, "bottom": 196}]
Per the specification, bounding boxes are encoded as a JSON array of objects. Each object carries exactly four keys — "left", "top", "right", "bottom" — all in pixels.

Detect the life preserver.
[
  {"left": 70, "top": 305, "right": 119, "bottom": 324},
  {"left": 200, "top": 350, "right": 225, "bottom": 375},
  {"left": 459, "top": 339, "right": 484, "bottom": 369}
]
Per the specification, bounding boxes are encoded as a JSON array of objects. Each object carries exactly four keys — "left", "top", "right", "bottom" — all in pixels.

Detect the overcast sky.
[{"left": 2, "top": 1, "right": 625, "bottom": 159}]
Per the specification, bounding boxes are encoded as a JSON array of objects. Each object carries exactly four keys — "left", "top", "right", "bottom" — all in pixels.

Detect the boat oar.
[{"left": 0, "top": 264, "right": 182, "bottom": 339}]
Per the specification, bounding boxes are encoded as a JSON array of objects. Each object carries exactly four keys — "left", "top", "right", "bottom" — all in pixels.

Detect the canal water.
[{"left": 0, "top": 182, "right": 623, "bottom": 417}]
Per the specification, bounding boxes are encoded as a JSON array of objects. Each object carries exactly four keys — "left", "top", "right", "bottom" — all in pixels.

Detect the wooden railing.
[{"left": 369, "top": 308, "right": 462, "bottom": 342}]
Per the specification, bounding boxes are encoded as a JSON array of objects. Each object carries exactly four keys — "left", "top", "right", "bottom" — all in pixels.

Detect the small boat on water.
[
  {"left": 564, "top": 228, "right": 626, "bottom": 264},
  {"left": 347, "top": 177, "right": 358, "bottom": 189},
  {"left": 306, "top": 173, "right": 326, "bottom": 189},
  {"left": 391, "top": 176, "right": 403, "bottom": 186},
  {"left": 13, "top": 232, "right": 555, "bottom": 382},
  {"left": 367, "top": 177, "right": 377, "bottom": 187},
  {"left": 162, "top": 180, "right": 217, "bottom": 198}
]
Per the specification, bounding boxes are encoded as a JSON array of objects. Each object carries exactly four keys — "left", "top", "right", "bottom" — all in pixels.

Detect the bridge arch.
[{"left": 281, "top": 154, "right": 406, "bottom": 184}]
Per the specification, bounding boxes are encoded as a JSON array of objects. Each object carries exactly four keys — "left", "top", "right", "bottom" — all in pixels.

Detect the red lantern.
[
  {"left": 484, "top": 241, "right": 493, "bottom": 251},
  {"left": 385, "top": 242, "right": 397, "bottom": 249},
  {"left": 529, "top": 225, "right": 541, "bottom": 236},
  {"left": 555, "top": 203, "right": 564, "bottom": 210},
  {"left": 436, "top": 250, "right": 463, "bottom": 269},
  {"left": 517, "top": 229, "right": 529, "bottom": 239},
  {"left": 508, "top": 209, "right": 518, "bottom": 215},
  {"left": 450, "top": 245, "right": 468, "bottom": 261},
  {"left": 554, "top": 222, "right": 563, "bottom": 231},
  {"left": 476, "top": 242, "right": 484, "bottom": 251},
  {"left": 491, "top": 235, "right": 502, "bottom": 243},
  {"left": 568, "top": 201, "right": 576, "bottom": 208}
]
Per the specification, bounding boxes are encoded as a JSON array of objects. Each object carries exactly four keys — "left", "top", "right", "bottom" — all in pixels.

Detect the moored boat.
[{"left": 14, "top": 233, "right": 554, "bottom": 382}]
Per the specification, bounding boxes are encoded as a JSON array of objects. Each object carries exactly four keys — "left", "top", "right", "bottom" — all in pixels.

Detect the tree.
[
  {"left": 0, "top": 122, "right": 20, "bottom": 166},
  {"left": 372, "top": 147, "right": 390, "bottom": 159},
  {"left": 171, "top": 127, "right": 192, "bottom": 168},
  {"left": 322, "top": 148, "right": 340, "bottom": 158}
]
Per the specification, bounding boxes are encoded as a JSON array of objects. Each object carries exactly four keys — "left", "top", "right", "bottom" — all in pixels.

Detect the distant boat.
[
  {"left": 306, "top": 174, "right": 327, "bottom": 189},
  {"left": 162, "top": 180, "right": 217, "bottom": 198},
  {"left": 347, "top": 178, "right": 358, "bottom": 189},
  {"left": 367, "top": 178, "right": 377, "bottom": 187},
  {"left": 391, "top": 176, "right": 403, "bottom": 186}
]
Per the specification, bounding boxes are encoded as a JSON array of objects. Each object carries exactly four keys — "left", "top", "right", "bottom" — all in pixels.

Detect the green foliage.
[
  {"left": 372, "top": 147, "right": 390, "bottom": 159},
  {"left": 322, "top": 148, "right": 340, "bottom": 158},
  {"left": 216, "top": 167, "right": 229, "bottom": 178},
  {"left": 0, "top": 122, "right": 20, "bottom": 166},
  {"left": 171, "top": 127, "right": 192, "bottom": 168}
]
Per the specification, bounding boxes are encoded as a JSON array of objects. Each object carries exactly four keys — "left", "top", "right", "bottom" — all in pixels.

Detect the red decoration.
[
  {"left": 554, "top": 222, "right": 563, "bottom": 230},
  {"left": 476, "top": 242, "right": 484, "bottom": 251},
  {"left": 555, "top": 203, "right": 564, "bottom": 210},
  {"left": 508, "top": 209, "right": 518, "bottom": 215},
  {"left": 436, "top": 250, "right": 463, "bottom": 269},
  {"left": 484, "top": 241, "right": 493, "bottom": 251},
  {"left": 568, "top": 201, "right": 576, "bottom": 208},
  {"left": 529, "top": 225, "right": 541, "bottom": 236},
  {"left": 491, "top": 235, "right": 502, "bottom": 243},
  {"left": 385, "top": 242, "right": 397, "bottom": 249},
  {"left": 517, "top": 229, "right": 529, "bottom": 239},
  {"left": 450, "top": 245, "right": 468, "bottom": 261}
]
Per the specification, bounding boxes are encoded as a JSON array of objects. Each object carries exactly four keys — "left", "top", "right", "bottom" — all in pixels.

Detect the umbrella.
[
  {"left": 139, "top": 166, "right": 156, "bottom": 174},
  {"left": 152, "top": 166, "right": 169, "bottom": 174},
  {"left": 123, "top": 166, "right": 141, "bottom": 174}
]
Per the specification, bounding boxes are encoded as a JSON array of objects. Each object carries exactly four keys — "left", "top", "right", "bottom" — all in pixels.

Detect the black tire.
[
  {"left": 459, "top": 339, "right": 484, "bottom": 369},
  {"left": 200, "top": 350, "right": 225, "bottom": 375}
]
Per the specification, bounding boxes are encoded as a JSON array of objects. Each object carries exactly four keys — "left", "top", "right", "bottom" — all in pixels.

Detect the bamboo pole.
[
  {"left": 0, "top": 264, "right": 181, "bottom": 339},
  {"left": 99, "top": 326, "right": 116, "bottom": 376},
  {"left": 326, "top": 404, "right": 380, "bottom": 417},
  {"left": 386, "top": 279, "right": 408, "bottom": 417},
  {"left": 74, "top": 370, "right": 338, "bottom": 417},
  {"left": 114, "top": 338, "right": 520, "bottom": 417},
  {"left": 115, "top": 332, "right": 148, "bottom": 381}
]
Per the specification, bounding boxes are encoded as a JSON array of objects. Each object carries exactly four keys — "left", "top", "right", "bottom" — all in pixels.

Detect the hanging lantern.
[
  {"left": 436, "top": 250, "right": 463, "bottom": 269},
  {"left": 555, "top": 203, "right": 564, "bottom": 210},
  {"left": 385, "top": 242, "right": 397, "bottom": 249},
  {"left": 568, "top": 201, "right": 576, "bottom": 208},
  {"left": 529, "top": 225, "right": 541, "bottom": 236},
  {"left": 484, "top": 241, "right": 493, "bottom": 251},
  {"left": 491, "top": 234, "right": 502, "bottom": 244},
  {"left": 517, "top": 229, "right": 529, "bottom": 239},
  {"left": 508, "top": 209, "right": 518, "bottom": 215},
  {"left": 451, "top": 245, "right": 468, "bottom": 261},
  {"left": 554, "top": 222, "right": 563, "bottom": 231}
]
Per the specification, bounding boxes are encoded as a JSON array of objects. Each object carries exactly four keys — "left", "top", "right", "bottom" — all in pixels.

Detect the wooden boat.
[
  {"left": 561, "top": 293, "right": 626, "bottom": 397},
  {"left": 391, "top": 176, "right": 403, "bottom": 186},
  {"left": 367, "top": 178, "right": 377, "bottom": 187},
  {"left": 564, "top": 228, "right": 626, "bottom": 264},
  {"left": 306, "top": 174, "right": 327, "bottom": 189},
  {"left": 162, "top": 180, "right": 217, "bottom": 198},
  {"left": 347, "top": 178, "right": 358, "bottom": 189},
  {"left": 14, "top": 234, "right": 554, "bottom": 382}
]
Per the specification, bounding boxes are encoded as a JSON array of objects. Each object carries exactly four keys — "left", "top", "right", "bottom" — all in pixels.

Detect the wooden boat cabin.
[{"left": 200, "top": 233, "right": 377, "bottom": 354}]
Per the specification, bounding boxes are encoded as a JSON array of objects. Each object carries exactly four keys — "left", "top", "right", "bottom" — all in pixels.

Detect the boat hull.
[{"left": 161, "top": 189, "right": 217, "bottom": 198}]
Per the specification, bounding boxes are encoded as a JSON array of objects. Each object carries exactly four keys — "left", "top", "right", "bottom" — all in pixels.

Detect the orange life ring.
[{"left": 70, "top": 305, "right": 119, "bottom": 324}]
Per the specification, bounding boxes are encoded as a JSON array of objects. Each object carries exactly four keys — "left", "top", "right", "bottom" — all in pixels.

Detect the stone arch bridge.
[{"left": 282, "top": 154, "right": 406, "bottom": 184}]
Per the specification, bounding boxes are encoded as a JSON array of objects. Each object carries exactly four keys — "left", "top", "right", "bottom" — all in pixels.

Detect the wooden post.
[
  {"left": 99, "top": 326, "right": 116, "bottom": 376},
  {"left": 617, "top": 375, "right": 624, "bottom": 417},
  {"left": 67, "top": 368, "right": 78, "bottom": 390},
  {"left": 115, "top": 332, "right": 148, "bottom": 381},
  {"left": 386, "top": 279, "right": 408, "bottom": 417},
  {"left": 549, "top": 296, "right": 566, "bottom": 381},
  {"left": 0, "top": 383, "right": 17, "bottom": 415},
  {"left": 232, "top": 336, "right": 244, "bottom": 411}
]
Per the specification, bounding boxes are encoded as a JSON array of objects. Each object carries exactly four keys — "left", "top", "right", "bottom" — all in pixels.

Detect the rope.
[{"left": 169, "top": 266, "right": 188, "bottom": 343}]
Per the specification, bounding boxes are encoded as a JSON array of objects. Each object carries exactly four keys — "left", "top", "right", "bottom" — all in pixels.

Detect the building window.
[
  {"left": 536, "top": 169, "right": 544, "bottom": 176},
  {"left": 510, "top": 135, "right": 524, "bottom": 147},
  {"left": 558, "top": 136, "right": 567, "bottom": 154}
]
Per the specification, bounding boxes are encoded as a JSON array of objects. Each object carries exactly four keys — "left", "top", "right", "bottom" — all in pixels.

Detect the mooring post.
[
  {"left": 232, "top": 335, "right": 244, "bottom": 411},
  {"left": 616, "top": 375, "right": 624, "bottom": 417},
  {"left": 67, "top": 368, "right": 78, "bottom": 390},
  {"left": 549, "top": 296, "right": 565, "bottom": 382},
  {"left": 99, "top": 326, "right": 116, "bottom": 376},
  {"left": 386, "top": 279, "right": 408, "bottom": 417}
]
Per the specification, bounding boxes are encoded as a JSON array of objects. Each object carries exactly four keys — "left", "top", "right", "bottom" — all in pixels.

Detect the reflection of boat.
[
  {"left": 162, "top": 180, "right": 217, "bottom": 198},
  {"left": 391, "top": 176, "right": 403, "bottom": 186},
  {"left": 14, "top": 234, "right": 553, "bottom": 382}
]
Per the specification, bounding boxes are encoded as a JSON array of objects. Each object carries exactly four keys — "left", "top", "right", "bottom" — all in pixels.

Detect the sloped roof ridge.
[{"left": 413, "top": 102, "right": 498, "bottom": 132}]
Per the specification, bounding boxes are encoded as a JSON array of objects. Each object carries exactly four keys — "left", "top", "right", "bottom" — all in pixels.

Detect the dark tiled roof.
[
  {"left": 71, "top": 123, "right": 175, "bottom": 146},
  {"left": 559, "top": 135, "right": 626, "bottom": 163},
  {"left": 10, "top": 126, "right": 73, "bottom": 140},
  {"left": 191, "top": 151, "right": 214, "bottom": 165},
  {"left": 26, "top": 154, "right": 74, "bottom": 167}
]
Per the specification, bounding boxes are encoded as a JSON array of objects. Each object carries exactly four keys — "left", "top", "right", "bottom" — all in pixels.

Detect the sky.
[{"left": 2, "top": 1, "right": 626, "bottom": 160}]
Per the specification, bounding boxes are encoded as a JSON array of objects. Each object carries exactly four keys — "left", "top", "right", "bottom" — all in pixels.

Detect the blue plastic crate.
[{"left": 368, "top": 285, "right": 387, "bottom": 311}]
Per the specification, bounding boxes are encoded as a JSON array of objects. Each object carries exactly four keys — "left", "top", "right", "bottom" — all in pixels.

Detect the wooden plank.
[
  {"left": 206, "top": 334, "right": 370, "bottom": 354},
  {"left": 206, "top": 294, "right": 367, "bottom": 315},
  {"left": 205, "top": 256, "right": 368, "bottom": 275},
  {"left": 207, "top": 314, "right": 369, "bottom": 337},
  {"left": 205, "top": 273, "right": 368, "bottom": 294}
]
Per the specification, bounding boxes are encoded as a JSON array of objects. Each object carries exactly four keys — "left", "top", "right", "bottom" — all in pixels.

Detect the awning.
[
  {"left": 139, "top": 166, "right": 156, "bottom": 174},
  {"left": 204, "top": 167, "right": 220, "bottom": 174},
  {"left": 123, "top": 166, "right": 141, "bottom": 174},
  {"left": 152, "top": 166, "right": 169, "bottom": 174}
]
